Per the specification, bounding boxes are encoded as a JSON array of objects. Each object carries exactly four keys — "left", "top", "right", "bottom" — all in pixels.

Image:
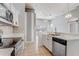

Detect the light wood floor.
[{"left": 18, "top": 42, "right": 52, "bottom": 56}]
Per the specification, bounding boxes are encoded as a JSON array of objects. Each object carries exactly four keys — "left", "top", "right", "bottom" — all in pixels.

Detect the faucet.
[{"left": 54, "top": 27, "right": 57, "bottom": 35}]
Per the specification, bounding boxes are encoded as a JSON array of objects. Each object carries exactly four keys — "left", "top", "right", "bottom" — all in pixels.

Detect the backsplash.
[
  {"left": 0, "top": 26, "right": 13, "bottom": 35},
  {"left": 0, "top": 26, "right": 13, "bottom": 46}
]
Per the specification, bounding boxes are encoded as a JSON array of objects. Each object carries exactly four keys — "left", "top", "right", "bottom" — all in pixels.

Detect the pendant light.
[
  {"left": 65, "top": 4, "right": 79, "bottom": 22},
  {"left": 65, "top": 3, "right": 72, "bottom": 19}
]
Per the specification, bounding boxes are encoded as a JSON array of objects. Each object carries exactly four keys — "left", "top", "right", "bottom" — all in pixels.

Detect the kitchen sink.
[{"left": 48, "top": 33, "right": 60, "bottom": 36}]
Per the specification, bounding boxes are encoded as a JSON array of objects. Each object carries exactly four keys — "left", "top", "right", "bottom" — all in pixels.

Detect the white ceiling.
[{"left": 25, "top": 3, "right": 79, "bottom": 19}]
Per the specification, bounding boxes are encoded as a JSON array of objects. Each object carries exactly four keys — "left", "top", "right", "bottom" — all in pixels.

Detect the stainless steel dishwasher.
[{"left": 53, "top": 37, "right": 67, "bottom": 56}]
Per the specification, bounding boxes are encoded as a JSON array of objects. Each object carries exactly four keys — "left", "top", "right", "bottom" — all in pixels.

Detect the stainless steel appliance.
[{"left": 53, "top": 37, "right": 67, "bottom": 56}]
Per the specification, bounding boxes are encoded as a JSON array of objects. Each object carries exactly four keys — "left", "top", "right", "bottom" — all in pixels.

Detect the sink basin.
[{"left": 48, "top": 33, "right": 60, "bottom": 36}]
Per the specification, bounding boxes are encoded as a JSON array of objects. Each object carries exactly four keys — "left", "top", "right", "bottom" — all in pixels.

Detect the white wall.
[
  {"left": 36, "top": 17, "right": 69, "bottom": 33},
  {"left": 49, "top": 7, "right": 79, "bottom": 33},
  {"left": 50, "top": 15, "right": 69, "bottom": 32},
  {"left": 12, "top": 3, "right": 36, "bottom": 42}
]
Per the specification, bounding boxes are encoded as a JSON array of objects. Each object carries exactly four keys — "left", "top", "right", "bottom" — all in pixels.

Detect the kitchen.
[
  {"left": 0, "top": 3, "right": 79, "bottom": 56},
  {"left": 0, "top": 3, "right": 36, "bottom": 56},
  {"left": 34, "top": 3, "right": 79, "bottom": 56}
]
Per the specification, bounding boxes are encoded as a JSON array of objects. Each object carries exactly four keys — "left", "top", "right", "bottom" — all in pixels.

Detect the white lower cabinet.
[
  {"left": 42, "top": 34, "right": 48, "bottom": 48},
  {"left": 42, "top": 34, "right": 65, "bottom": 55},
  {"left": 42, "top": 34, "right": 53, "bottom": 53},
  {"left": 47, "top": 36, "right": 53, "bottom": 52},
  {"left": 43, "top": 34, "right": 79, "bottom": 56}
]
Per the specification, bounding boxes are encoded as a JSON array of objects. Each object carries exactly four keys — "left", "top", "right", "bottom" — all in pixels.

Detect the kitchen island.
[
  {"left": 42, "top": 32, "right": 79, "bottom": 56},
  {"left": 53, "top": 35, "right": 79, "bottom": 56}
]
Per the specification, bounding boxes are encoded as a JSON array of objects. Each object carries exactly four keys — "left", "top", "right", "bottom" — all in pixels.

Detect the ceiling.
[{"left": 25, "top": 3, "right": 79, "bottom": 19}]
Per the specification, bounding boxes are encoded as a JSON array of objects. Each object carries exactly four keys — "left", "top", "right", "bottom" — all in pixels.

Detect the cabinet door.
[
  {"left": 44, "top": 35, "right": 48, "bottom": 48},
  {"left": 42, "top": 34, "right": 48, "bottom": 48},
  {"left": 48, "top": 37, "right": 52, "bottom": 52},
  {"left": 42, "top": 34, "right": 46, "bottom": 46}
]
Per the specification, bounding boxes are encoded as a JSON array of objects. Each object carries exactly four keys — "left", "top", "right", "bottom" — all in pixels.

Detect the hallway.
[{"left": 17, "top": 32, "right": 52, "bottom": 56}]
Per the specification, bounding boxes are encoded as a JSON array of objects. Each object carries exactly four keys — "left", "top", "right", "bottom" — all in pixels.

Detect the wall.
[
  {"left": 0, "top": 3, "right": 26, "bottom": 46},
  {"left": 0, "top": 4, "right": 14, "bottom": 47},
  {"left": 12, "top": 3, "right": 36, "bottom": 42},
  {"left": 49, "top": 7, "right": 79, "bottom": 33},
  {"left": 50, "top": 15, "right": 68, "bottom": 33},
  {"left": 0, "top": 3, "right": 25, "bottom": 46},
  {"left": 36, "top": 17, "right": 68, "bottom": 33}
]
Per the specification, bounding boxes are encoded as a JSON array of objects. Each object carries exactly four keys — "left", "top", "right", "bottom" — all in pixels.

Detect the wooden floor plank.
[{"left": 18, "top": 42, "right": 52, "bottom": 56}]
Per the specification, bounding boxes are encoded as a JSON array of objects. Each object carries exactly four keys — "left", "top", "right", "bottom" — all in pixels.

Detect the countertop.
[
  {"left": 1, "top": 33, "right": 24, "bottom": 39},
  {"left": 2, "top": 36, "right": 22, "bottom": 39},
  {"left": 40, "top": 31, "right": 79, "bottom": 41},
  {"left": 48, "top": 34, "right": 79, "bottom": 41},
  {"left": 41, "top": 32, "right": 79, "bottom": 41}
]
